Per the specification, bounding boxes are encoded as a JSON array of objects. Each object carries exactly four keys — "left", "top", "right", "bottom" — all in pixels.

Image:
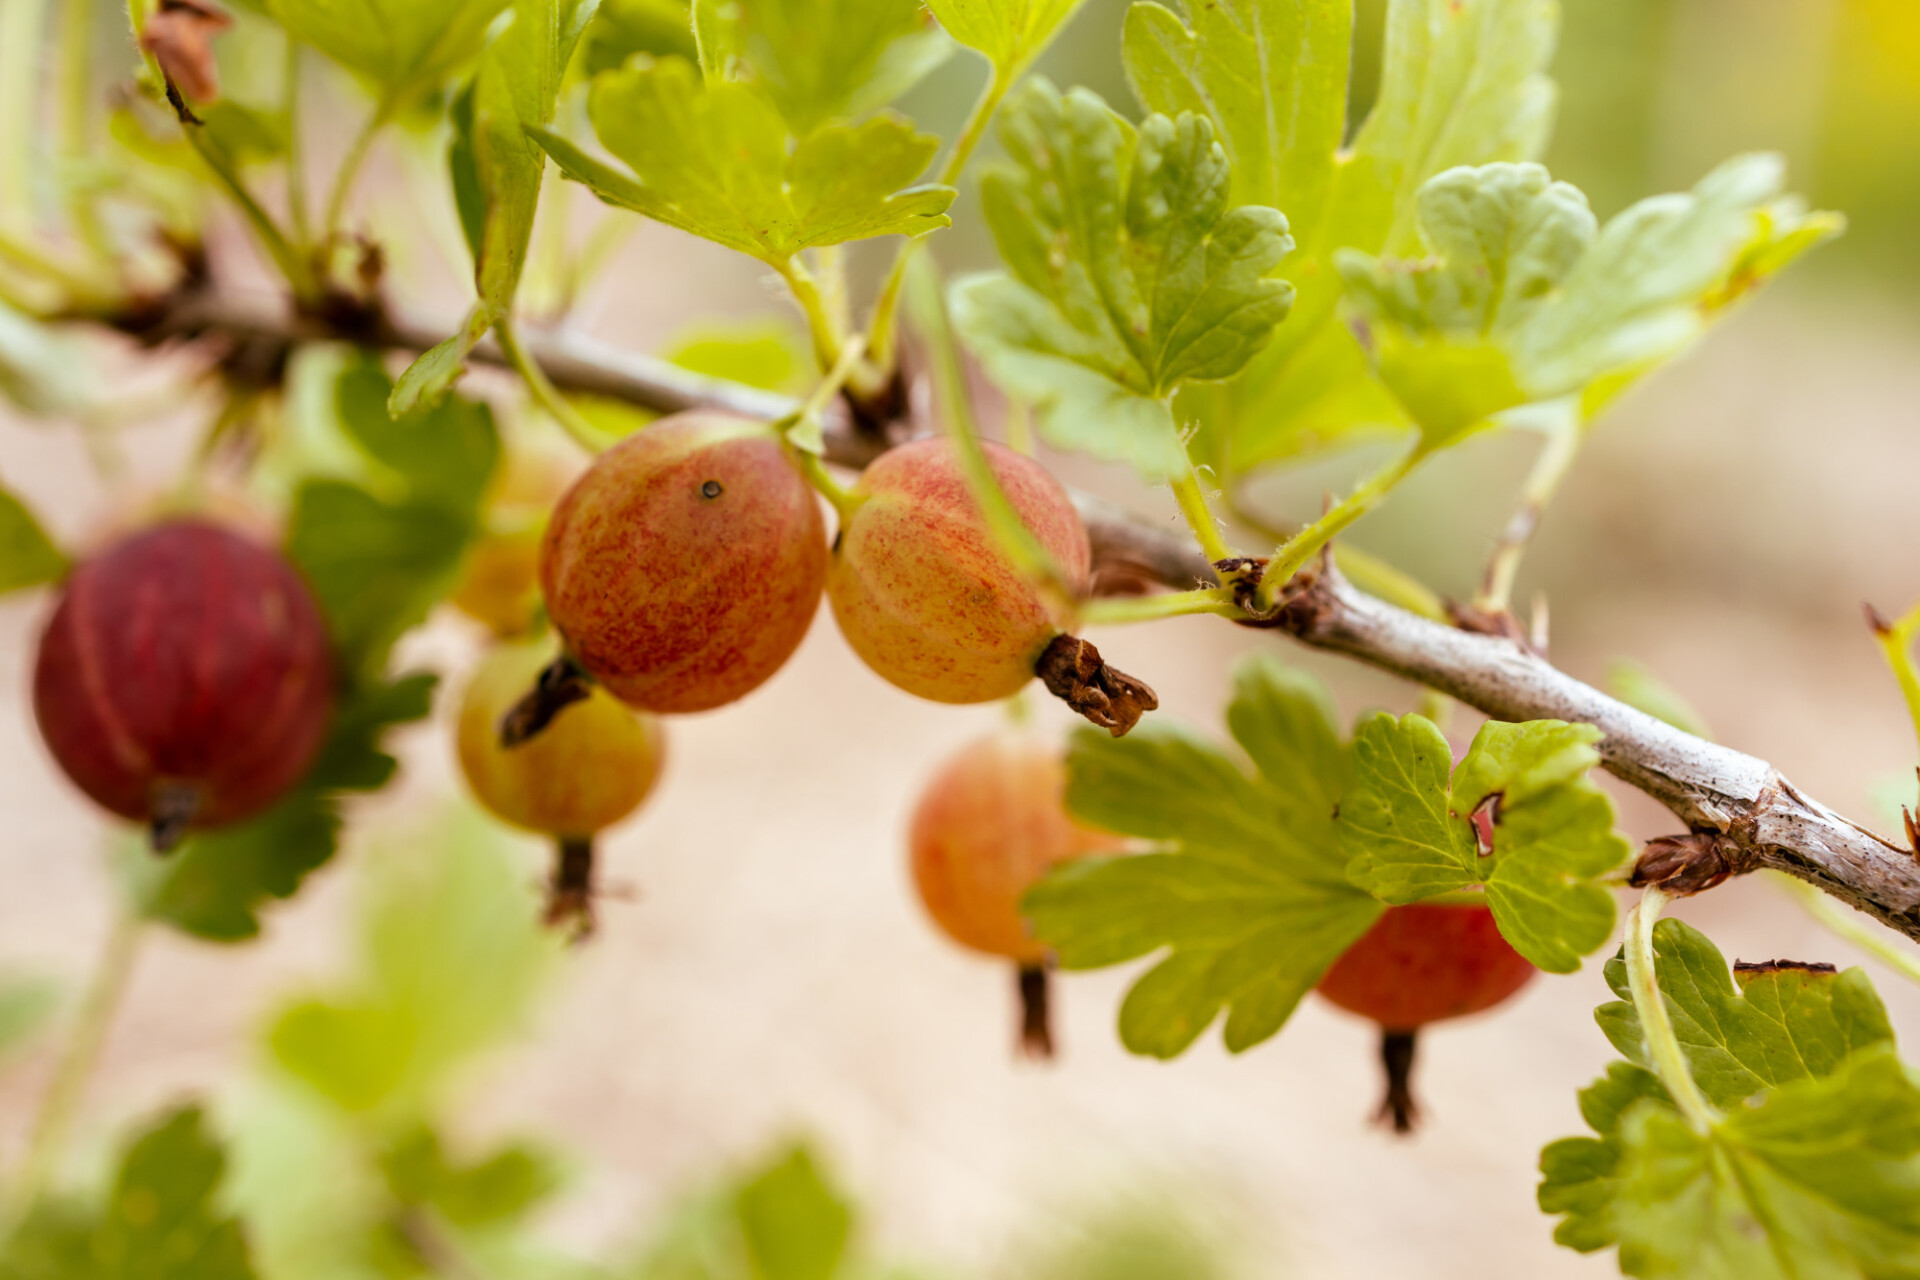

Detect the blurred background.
[{"left": 5, "top": 0, "right": 1920, "bottom": 1275}]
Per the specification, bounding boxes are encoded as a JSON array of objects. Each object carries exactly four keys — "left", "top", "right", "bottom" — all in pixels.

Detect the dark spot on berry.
[{"left": 701, "top": 480, "right": 723, "bottom": 499}]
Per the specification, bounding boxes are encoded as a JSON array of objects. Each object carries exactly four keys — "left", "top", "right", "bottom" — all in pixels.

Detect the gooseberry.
[
  {"left": 33, "top": 519, "right": 335, "bottom": 850},
  {"left": 1315, "top": 902, "right": 1537, "bottom": 1133}
]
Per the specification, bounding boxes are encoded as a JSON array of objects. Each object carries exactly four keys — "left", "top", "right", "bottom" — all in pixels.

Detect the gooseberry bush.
[{"left": 1, "top": 0, "right": 1916, "bottom": 1274}]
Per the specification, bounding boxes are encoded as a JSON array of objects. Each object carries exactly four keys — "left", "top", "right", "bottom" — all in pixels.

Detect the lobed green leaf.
[
  {"left": 926, "top": 0, "right": 1087, "bottom": 79},
  {"left": 265, "top": 0, "right": 510, "bottom": 99}
]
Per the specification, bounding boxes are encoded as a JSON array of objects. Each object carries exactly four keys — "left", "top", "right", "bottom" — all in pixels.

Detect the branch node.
[{"left": 1630, "top": 833, "right": 1755, "bottom": 896}]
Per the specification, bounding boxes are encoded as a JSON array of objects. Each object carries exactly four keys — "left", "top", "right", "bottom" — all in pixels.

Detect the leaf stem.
[
  {"left": 776, "top": 256, "right": 844, "bottom": 373},
  {"left": 58, "top": 0, "right": 110, "bottom": 258},
  {"left": 1775, "top": 872, "right": 1920, "bottom": 986},
  {"left": 1080, "top": 587, "right": 1243, "bottom": 626},
  {"left": 15, "top": 910, "right": 144, "bottom": 1203},
  {"left": 865, "top": 67, "right": 1011, "bottom": 377},
  {"left": 183, "top": 120, "right": 323, "bottom": 302},
  {"left": 1624, "top": 887, "right": 1716, "bottom": 1133},
  {"left": 323, "top": 93, "right": 397, "bottom": 243},
  {"left": 1257, "top": 441, "right": 1427, "bottom": 610},
  {"left": 0, "top": 0, "right": 50, "bottom": 234},
  {"left": 497, "top": 317, "right": 611, "bottom": 456},
  {"left": 1170, "top": 463, "right": 1235, "bottom": 567},
  {"left": 284, "top": 37, "right": 311, "bottom": 249},
  {"left": 1476, "top": 422, "right": 1583, "bottom": 614}
]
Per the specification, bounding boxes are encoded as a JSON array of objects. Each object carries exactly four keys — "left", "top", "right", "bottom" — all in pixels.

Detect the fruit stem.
[
  {"left": 1079, "top": 587, "right": 1244, "bottom": 627},
  {"left": 13, "top": 910, "right": 144, "bottom": 1205},
  {"left": 498, "top": 318, "right": 613, "bottom": 456},
  {"left": 1169, "top": 464, "right": 1236, "bottom": 569},
  {"left": 794, "top": 450, "right": 864, "bottom": 524},
  {"left": 1377, "top": 1029, "right": 1419, "bottom": 1135},
  {"left": 1625, "top": 887, "right": 1718, "bottom": 1133},
  {"left": 1017, "top": 963, "right": 1053, "bottom": 1060},
  {"left": 1256, "top": 441, "right": 1428, "bottom": 611},
  {"left": 1475, "top": 421, "right": 1583, "bottom": 615},
  {"left": 148, "top": 781, "right": 201, "bottom": 853}
]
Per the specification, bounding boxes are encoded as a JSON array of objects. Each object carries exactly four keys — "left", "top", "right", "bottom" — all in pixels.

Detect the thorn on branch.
[
  {"left": 1630, "top": 832, "right": 1755, "bottom": 896},
  {"left": 1035, "top": 634, "right": 1157, "bottom": 737}
]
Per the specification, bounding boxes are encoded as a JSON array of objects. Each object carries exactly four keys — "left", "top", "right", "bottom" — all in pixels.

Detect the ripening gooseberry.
[
  {"left": 908, "top": 730, "right": 1120, "bottom": 1056},
  {"left": 827, "top": 438, "right": 1090, "bottom": 706},
  {"left": 1315, "top": 902, "right": 1537, "bottom": 1133},
  {"left": 451, "top": 442, "right": 575, "bottom": 637},
  {"left": 539, "top": 411, "right": 827, "bottom": 715},
  {"left": 457, "top": 640, "right": 665, "bottom": 934},
  {"left": 33, "top": 519, "right": 335, "bottom": 851}
]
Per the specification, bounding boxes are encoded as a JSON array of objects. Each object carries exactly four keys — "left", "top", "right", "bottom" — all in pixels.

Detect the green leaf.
[
  {"left": 125, "top": 674, "right": 438, "bottom": 942},
  {"left": 266, "top": 807, "right": 559, "bottom": 1113},
  {"left": 735, "top": 1146, "right": 853, "bottom": 1280},
  {"left": 1024, "top": 656, "right": 1382, "bottom": 1058},
  {"left": 378, "top": 1126, "right": 564, "bottom": 1228},
  {"left": 1540, "top": 922, "right": 1920, "bottom": 1278},
  {"left": 1149, "top": 0, "right": 1561, "bottom": 476},
  {"left": 925, "top": 0, "right": 1086, "bottom": 78},
  {"left": 0, "top": 1106, "right": 258, "bottom": 1280},
  {"left": 726, "top": 0, "right": 951, "bottom": 134},
  {"left": 1606, "top": 660, "right": 1712, "bottom": 740},
  {"left": 265, "top": 0, "right": 511, "bottom": 99},
  {"left": 1337, "top": 157, "right": 1838, "bottom": 446},
  {"left": 584, "top": 0, "right": 698, "bottom": 73},
  {"left": 533, "top": 57, "right": 953, "bottom": 266},
  {"left": 664, "top": 321, "right": 809, "bottom": 394},
  {"left": 0, "top": 481, "right": 67, "bottom": 595},
  {"left": 1339, "top": 715, "right": 1630, "bottom": 972},
  {"left": 953, "top": 80, "right": 1295, "bottom": 478},
  {"left": 1594, "top": 918, "right": 1895, "bottom": 1112}
]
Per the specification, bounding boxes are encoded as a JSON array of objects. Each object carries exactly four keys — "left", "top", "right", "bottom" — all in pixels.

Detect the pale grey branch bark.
[{"left": 119, "top": 293, "right": 1920, "bottom": 942}]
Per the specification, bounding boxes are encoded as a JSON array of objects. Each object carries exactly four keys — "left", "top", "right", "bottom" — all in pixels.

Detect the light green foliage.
[
  {"left": 377, "top": 1126, "right": 565, "bottom": 1230},
  {"left": 0, "top": 480, "right": 66, "bottom": 595},
  {"left": 0, "top": 1107, "right": 258, "bottom": 1280},
  {"left": 951, "top": 80, "right": 1296, "bottom": 477},
  {"left": 735, "top": 1148, "right": 853, "bottom": 1280},
  {"left": 1140, "top": 0, "right": 1560, "bottom": 476},
  {"left": 1340, "top": 715, "right": 1629, "bottom": 972},
  {"left": 711, "top": 0, "right": 952, "bottom": 134},
  {"left": 1024, "top": 657, "right": 1382, "bottom": 1057},
  {"left": 925, "top": 0, "right": 1087, "bottom": 78},
  {"left": 265, "top": 0, "right": 510, "bottom": 100},
  {"left": 120, "top": 673, "right": 437, "bottom": 942},
  {"left": 1337, "top": 157, "right": 1837, "bottom": 445},
  {"left": 287, "top": 356, "right": 500, "bottom": 679},
  {"left": 667, "top": 321, "right": 811, "bottom": 393},
  {"left": 531, "top": 57, "right": 953, "bottom": 266},
  {"left": 1606, "top": 660, "right": 1712, "bottom": 740},
  {"left": 266, "top": 807, "right": 560, "bottom": 1114},
  {"left": 395, "top": 0, "right": 601, "bottom": 413},
  {"left": 584, "top": 0, "right": 699, "bottom": 72},
  {"left": 1540, "top": 921, "right": 1920, "bottom": 1277},
  {"left": 0, "top": 974, "right": 57, "bottom": 1059},
  {"left": 0, "top": 302, "right": 92, "bottom": 419}
]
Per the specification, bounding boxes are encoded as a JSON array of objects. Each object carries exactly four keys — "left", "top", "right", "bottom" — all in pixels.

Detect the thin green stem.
[
  {"left": 183, "top": 121, "right": 321, "bottom": 301},
  {"left": 794, "top": 450, "right": 863, "bottom": 524},
  {"left": 1257, "top": 442, "right": 1427, "bottom": 610},
  {"left": 1005, "top": 399, "right": 1034, "bottom": 456},
  {"left": 284, "top": 38, "right": 311, "bottom": 249},
  {"left": 1476, "top": 424, "right": 1583, "bottom": 614},
  {"left": 1170, "top": 464, "right": 1236, "bottom": 567},
  {"left": 1624, "top": 888, "right": 1716, "bottom": 1133},
  {"left": 789, "top": 335, "right": 869, "bottom": 521},
  {"left": 59, "top": 0, "right": 110, "bottom": 257},
  {"left": 16, "top": 911, "right": 144, "bottom": 1202},
  {"left": 323, "top": 94, "right": 397, "bottom": 243},
  {"left": 0, "top": 0, "right": 50, "bottom": 233},
  {"left": 1081, "top": 587, "right": 1243, "bottom": 627},
  {"left": 497, "top": 318, "right": 611, "bottom": 456},
  {"left": 1224, "top": 487, "right": 1447, "bottom": 621},
  {"left": 902, "top": 249, "right": 980, "bottom": 443},
  {"left": 865, "top": 67, "right": 1011, "bottom": 376},
  {"left": 776, "top": 256, "right": 844, "bottom": 373},
  {"left": 1775, "top": 872, "right": 1920, "bottom": 986}
]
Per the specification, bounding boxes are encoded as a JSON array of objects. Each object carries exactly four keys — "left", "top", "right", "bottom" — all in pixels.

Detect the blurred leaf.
[
  {"left": 378, "top": 1126, "right": 564, "bottom": 1228},
  {"left": 1540, "top": 921, "right": 1920, "bottom": 1277},
  {"left": 1025, "top": 656, "right": 1382, "bottom": 1057},
  {"left": 585, "top": 0, "right": 698, "bottom": 72},
  {"left": 264, "top": 0, "right": 510, "bottom": 100},
  {"left": 0, "top": 975, "right": 57, "bottom": 1059},
  {"left": 725, "top": 0, "right": 951, "bottom": 134},
  {"left": 338, "top": 355, "right": 502, "bottom": 511},
  {"left": 1605, "top": 660, "right": 1712, "bottom": 740},
  {"left": 1340, "top": 715, "right": 1629, "bottom": 972},
  {"left": 196, "top": 100, "right": 290, "bottom": 169},
  {"left": 0, "top": 1106, "right": 258, "bottom": 1280},
  {"left": 0, "top": 302, "right": 92, "bottom": 420},
  {"left": 1031, "top": 1204, "right": 1234, "bottom": 1280},
  {"left": 0, "top": 482, "right": 67, "bottom": 595},
  {"left": 1336, "top": 158, "right": 1836, "bottom": 445},
  {"left": 126, "top": 674, "right": 437, "bottom": 942},
  {"left": 735, "top": 1147, "right": 852, "bottom": 1280},
  {"left": 266, "top": 808, "right": 558, "bottom": 1113},
  {"left": 952, "top": 80, "right": 1295, "bottom": 478},
  {"left": 533, "top": 57, "right": 952, "bottom": 265},
  {"left": 926, "top": 0, "right": 1085, "bottom": 79},
  {"left": 665, "top": 322, "right": 809, "bottom": 394}
]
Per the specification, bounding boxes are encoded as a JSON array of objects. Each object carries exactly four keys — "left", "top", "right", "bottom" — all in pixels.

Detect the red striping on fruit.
[
  {"left": 1316, "top": 902, "right": 1536, "bottom": 1030},
  {"left": 829, "top": 438, "right": 1090, "bottom": 705},
  {"left": 33, "top": 519, "right": 335, "bottom": 834},
  {"left": 540, "top": 412, "right": 827, "bottom": 714}
]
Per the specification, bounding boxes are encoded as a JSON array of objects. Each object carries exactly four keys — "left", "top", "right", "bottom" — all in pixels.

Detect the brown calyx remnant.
[
  {"left": 1630, "top": 833, "right": 1757, "bottom": 895},
  {"left": 1017, "top": 963, "right": 1054, "bottom": 1060},
  {"left": 1377, "top": 1029, "right": 1420, "bottom": 1136},
  {"left": 1035, "top": 635, "right": 1158, "bottom": 737},
  {"left": 499, "top": 656, "right": 593, "bottom": 748},
  {"left": 545, "top": 836, "right": 597, "bottom": 942},
  {"left": 143, "top": 0, "right": 232, "bottom": 111},
  {"left": 149, "top": 781, "right": 202, "bottom": 854},
  {"left": 1733, "top": 959, "right": 1838, "bottom": 980}
]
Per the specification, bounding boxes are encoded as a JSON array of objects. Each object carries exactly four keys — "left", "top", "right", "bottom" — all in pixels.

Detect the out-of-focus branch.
[{"left": 91, "top": 286, "right": 1920, "bottom": 940}]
